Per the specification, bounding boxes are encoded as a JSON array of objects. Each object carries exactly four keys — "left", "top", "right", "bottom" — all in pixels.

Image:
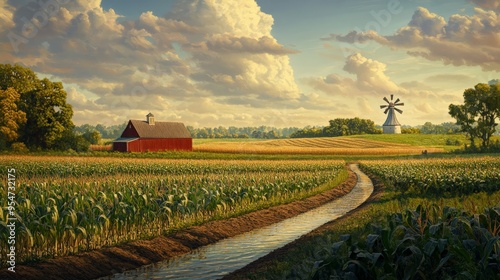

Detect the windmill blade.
[
  {"left": 384, "top": 108, "right": 390, "bottom": 114},
  {"left": 380, "top": 105, "right": 388, "bottom": 109},
  {"left": 394, "top": 98, "right": 400, "bottom": 103},
  {"left": 383, "top": 97, "right": 390, "bottom": 104},
  {"left": 390, "top": 94, "right": 394, "bottom": 101},
  {"left": 394, "top": 107, "right": 403, "bottom": 114},
  {"left": 394, "top": 102, "right": 404, "bottom": 106}
]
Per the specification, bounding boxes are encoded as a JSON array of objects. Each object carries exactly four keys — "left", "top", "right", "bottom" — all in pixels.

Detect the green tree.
[
  {"left": 265, "top": 130, "right": 278, "bottom": 139},
  {"left": 19, "top": 78, "right": 74, "bottom": 149},
  {"left": 0, "top": 64, "right": 75, "bottom": 150},
  {"left": 0, "top": 87, "right": 27, "bottom": 149},
  {"left": 82, "top": 131, "right": 101, "bottom": 145},
  {"left": 449, "top": 83, "right": 500, "bottom": 149}
]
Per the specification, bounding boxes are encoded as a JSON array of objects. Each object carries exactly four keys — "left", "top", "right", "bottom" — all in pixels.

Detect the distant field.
[{"left": 193, "top": 135, "right": 447, "bottom": 155}]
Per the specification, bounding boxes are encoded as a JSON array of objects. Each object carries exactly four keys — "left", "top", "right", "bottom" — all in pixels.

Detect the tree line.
[
  {"left": 185, "top": 126, "right": 300, "bottom": 139},
  {"left": 290, "top": 118, "right": 380, "bottom": 138},
  {"left": 74, "top": 121, "right": 474, "bottom": 141}
]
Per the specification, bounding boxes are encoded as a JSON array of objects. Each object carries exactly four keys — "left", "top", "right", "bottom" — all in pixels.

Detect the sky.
[{"left": 0, "top": 0, "right": 498, "bottom": 128}]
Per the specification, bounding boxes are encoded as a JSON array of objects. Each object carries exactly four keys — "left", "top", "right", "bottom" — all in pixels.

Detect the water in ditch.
[{"left": 100, "top": 164, "right": 373, "bottom": 280}]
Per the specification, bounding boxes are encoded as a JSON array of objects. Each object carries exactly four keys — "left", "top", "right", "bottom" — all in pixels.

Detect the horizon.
[{"left": 1, "top": 0, "right": 498, "bottom": 128}]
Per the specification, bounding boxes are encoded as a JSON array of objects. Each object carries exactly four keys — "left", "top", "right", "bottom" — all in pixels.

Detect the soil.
[
  {"left": 0, "top": 169, "right": 358, "bottom": 280},
  {"left": 222, "top": 173, "right": 385, "bottom": 280}
]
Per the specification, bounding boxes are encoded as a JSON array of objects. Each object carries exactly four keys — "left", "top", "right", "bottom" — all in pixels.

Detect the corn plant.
[
  {"left": 0, "top": 156, "right": 345, "bottom": 266},
  {"left": 309, "top": 204, "right": 500, "bottom": 280},
  {"left": 359, "top": 157, "right": 500, "bottom": 195}
]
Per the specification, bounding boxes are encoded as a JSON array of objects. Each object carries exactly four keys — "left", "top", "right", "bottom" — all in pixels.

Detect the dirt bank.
[
  {"left": 0, "top": 169, "right": 358, "bottom": 280},
  {"left": 222, "top": 173, "right": 384, "bottom": 280}
]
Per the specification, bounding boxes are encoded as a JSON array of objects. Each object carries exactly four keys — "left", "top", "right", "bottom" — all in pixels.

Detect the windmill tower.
[{"left": 380, "top": 94, "right": 404, "bottom": 134}]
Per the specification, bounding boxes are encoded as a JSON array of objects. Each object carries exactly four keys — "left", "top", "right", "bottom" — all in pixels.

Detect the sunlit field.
[
  {"left": 194, "top": 136, "right": 444, "bottom": 155},
  {"left": 0, "top": 155, "right": 346, "bottom": 265},
  {"left": 239, "top": 156, "right": 500, "bottom": 279}
]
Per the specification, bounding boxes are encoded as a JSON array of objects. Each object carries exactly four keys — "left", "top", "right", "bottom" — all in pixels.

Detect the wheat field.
[{"left": 194, "top": 137, "right": 444, "bottom": 155}]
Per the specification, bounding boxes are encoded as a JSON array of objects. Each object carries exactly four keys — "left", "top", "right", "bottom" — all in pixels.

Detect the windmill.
[{"left": 380, "top": 94, "right": 404, "bottom": 134}]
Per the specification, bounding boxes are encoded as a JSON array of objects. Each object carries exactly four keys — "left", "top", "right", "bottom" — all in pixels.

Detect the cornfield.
[
  {"left": 0, "top": 155, "right": 345, "bottom": 266},
  {"left": 359, "top": 156, "right": 500, "bottom": 195}
]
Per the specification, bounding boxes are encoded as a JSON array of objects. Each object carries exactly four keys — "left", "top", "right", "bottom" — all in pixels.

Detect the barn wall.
[
  {"left": 137, "top": 138, "right": 192, "bottom": 152},
  {"left": 121, "top": 121, "right": 140, "bottom": 137},
  {"left": 112, "top": 142, "right": 128, "bottom": 152},
  {"left": 128, "top": 140, "right": 142, "bottom": 152}
]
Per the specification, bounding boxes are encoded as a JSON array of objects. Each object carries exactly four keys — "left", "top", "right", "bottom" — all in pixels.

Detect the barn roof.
[
  {"left": 130, "top": 120, "right": 192, "bottom": 138},
  {"left": 113, "top": 137, "right": 139, "bottom": 142}
]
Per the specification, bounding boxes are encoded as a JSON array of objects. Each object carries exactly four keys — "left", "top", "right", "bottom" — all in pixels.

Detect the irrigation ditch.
[{"left": 0, "top": 164, "right": 373, "bottom": 280}]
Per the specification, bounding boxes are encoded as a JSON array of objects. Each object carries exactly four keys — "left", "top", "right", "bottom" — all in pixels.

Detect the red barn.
[{"left": 112, "top": 113, "right": 192, "bottom": 152}]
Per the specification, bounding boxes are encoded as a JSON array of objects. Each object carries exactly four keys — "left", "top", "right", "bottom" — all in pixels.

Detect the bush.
[
  {"left": 445, "top": 138, "right": 461, "bottom": 146},
  {"left": 11, "top": 142, "right": 29, "bottom": 153}
]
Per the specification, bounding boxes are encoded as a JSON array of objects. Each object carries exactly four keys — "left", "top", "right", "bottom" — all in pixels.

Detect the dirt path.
[{"left": 0, "top": 167, "right": 358, "bottom": 280}]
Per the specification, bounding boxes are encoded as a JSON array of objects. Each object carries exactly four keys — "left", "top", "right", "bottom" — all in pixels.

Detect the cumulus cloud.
[
  {"left": 307, "top": 53, "right": 404, "bottom": 96},
  {"left": 0, "top": 0, "right": 301, "bottom": 125},
  {"left": 325, "top": 6, "right": 500, "bottom": 72},
  {"left": 303, "top": 52, "right": 457, "bottom": 125},
  {"left": 468, "top": 0, "right": 500, "bottom": 13},
  {"left": 170, "top": 0, "right": 300, "bottom": 100}
]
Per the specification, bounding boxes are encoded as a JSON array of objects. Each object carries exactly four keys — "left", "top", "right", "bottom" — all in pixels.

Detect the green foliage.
[
  {"left": 185, "top": 125, "right": 300, "bottom": 139},
  {"left": 309, "top": 205, "right": 500, "bottom": 280},
  {"left": 291, "top": 118, "right": 381, "bottom": 138},
  {"left": 0, "top": 87, "right": 26, "bottom": 147},
  {"left": 11, "top": 142, "right": 28, "bottom": 153},
  {"left": 445, "top": 138, "right": 461, "bottom": 146},
  {"left": 360, "top": 157, "right": 500, "bottom": 196},
  {"left": 402, "top": 127, "right": 421, "bottom": 134},
  {"left": 419, "top": 122, "right": 460, "bottom": 134},
  {"left": 0, "top": 64, "right": 75, "bottom": 151},
  {"left": 75, "top": 123, "right": 127, "bottom": 139},
  {"left": 449, "top": 83, "right": 500, "bottom": 149},
  {"left": 82, "top": 130, "right": 101, "bottom": 145},
  {"left": 0, "top": 157, "right": 345, "bottom": 265}
]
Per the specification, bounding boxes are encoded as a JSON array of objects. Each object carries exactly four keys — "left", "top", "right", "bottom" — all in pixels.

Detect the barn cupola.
[{"left": 146, "top": 112, "right": 155, "bottom": 125}]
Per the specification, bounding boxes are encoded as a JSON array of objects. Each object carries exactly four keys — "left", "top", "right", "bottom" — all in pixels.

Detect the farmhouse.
[{"left": 112, "top": 113, "right": 192, "bottom": 152}]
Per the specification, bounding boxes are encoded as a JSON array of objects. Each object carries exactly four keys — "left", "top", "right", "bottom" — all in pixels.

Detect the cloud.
[
  {"left": 197, "top": 34, "right": 298, "bottom": 55},
  {"left": 303, "top": 52, "right": 460, "bottom": 126},
  {"left": 468, "top": 0, "right": 500, "bottom": 13},
  {"left": 0, "top": 0, "right": 301, "bottom": 126},
  {"left": 171, "top": 0, "right": 300, "bottom": 100},
  {"left": 307, "top": 53, "right": 404, "bottom": 96},
  {"left": 324, "top": 6, "right": 500, "bottom": 72},
  {"left": 424, "top": 74, "right": 476, "bottom": 83}
]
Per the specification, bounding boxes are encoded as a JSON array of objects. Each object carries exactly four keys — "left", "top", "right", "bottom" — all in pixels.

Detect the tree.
[
  {"left": 19, "top": 78, "right": 74, "bottom": 149},
  {"left": 0, "top": 88, "right": 27, "bottom": 149},
  {"left": 82, "top": 131, "right": 101, "bottom": 145},
  {"left": 449, "top": 83, "right": 500, "bottom": 149},
  {"left": 265, "top": 130, "right": 278, "bottom": 139},
  {"left": 0, "top": 64, "right": 75, "bottom": 150},
  {"left": 322, "top": 118, "right": 379, "bottom": 137}
]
